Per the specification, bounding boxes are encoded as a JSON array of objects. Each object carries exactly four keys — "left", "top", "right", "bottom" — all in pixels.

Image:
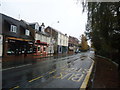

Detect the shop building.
[
  {"left": 0, "top": 35, "right": 3, "bottom": 57},
  {"left": 58, "top": 33, "right": 68, "bottom": 54},
  {"left": 68, "top": 36, "right": 79, "bottom": 54},
  {"left": 29, "top": 23, "right": 51, "bottom": 57},
  {"left": 1, "top": 13, "right": 35, "bottom": 68},
  {"left": 45, "top": 26, "right": 68, "bottom": 54},
  {"left": 0, "top": 14, "right": 2, "bottom": 57}
]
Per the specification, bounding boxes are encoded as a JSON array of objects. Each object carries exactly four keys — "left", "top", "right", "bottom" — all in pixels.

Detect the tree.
[
  {"left": 82, "top": 1, "right": 120, "bottom": 64},
  {"left": 81, "top": 34, "right": 88, "bottom": 51}
]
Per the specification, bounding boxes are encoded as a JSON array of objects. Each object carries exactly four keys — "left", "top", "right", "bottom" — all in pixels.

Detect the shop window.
[
  {"left": 25, "top": 29, "right": 30, "bottom": 36},
  {"left": 28, "top": 48, "right": 33, "bottom": 53},
  {"left": 60, "top": 47, "right": 62, "bottom": 52},
  {"left": 33, "top": 46, "right": 37, "bottom": 53},
  {"left": 43, "top": 47, "right": 46, "bottom": 52},
  {"left": 38, "top": 47, "right": 41, "bottom": 52},
  {"left": 10, "top": 25, "right": 17, "bottom": 33}
]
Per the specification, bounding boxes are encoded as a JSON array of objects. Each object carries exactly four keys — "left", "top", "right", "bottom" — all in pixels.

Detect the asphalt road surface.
[{"left": 2, "top": 51, "right": 94, "bottom": 89}]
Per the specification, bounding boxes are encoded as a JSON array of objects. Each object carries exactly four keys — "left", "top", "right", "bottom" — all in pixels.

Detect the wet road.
[{"left": 2, "top": 51, "right": 94, "bottom": 89}]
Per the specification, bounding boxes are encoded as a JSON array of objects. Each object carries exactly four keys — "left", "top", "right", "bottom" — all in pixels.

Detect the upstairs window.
[
  {"left": 10, "top": 25, "right": 17, "bottom": 33},
  {"left": 25, "top": 29, "right": 30, "bottom": 36}
]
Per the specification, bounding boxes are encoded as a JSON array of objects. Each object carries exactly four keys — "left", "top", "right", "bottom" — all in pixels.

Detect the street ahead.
[{"left": 2, "top": 51, "right": 94, "bottom": 89}]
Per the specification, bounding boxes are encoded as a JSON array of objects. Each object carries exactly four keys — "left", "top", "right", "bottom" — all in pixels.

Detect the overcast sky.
[{"left": 0, "top": 0, "right": 87, "bottom": 40}]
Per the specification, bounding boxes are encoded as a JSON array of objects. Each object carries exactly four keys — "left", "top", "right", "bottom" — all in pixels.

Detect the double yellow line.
[
  {"left": 10, "top": 69, "right": 56, "bottom": 89},
  {"left": 10, "top": 86, "right": 20, "bottom": 90}
]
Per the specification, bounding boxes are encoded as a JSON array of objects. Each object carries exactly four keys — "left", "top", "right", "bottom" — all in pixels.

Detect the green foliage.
[{"left": 84, "top": 2, "right": 120, "bottom": 63}]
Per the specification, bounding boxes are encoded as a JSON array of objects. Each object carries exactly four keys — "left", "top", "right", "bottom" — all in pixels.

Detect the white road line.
[{"left": 1, "top": 63, "right": 32, "bottom": 71}]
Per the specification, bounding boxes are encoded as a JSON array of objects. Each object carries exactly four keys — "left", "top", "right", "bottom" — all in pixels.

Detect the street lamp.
[{"left": 50, "top": 21, "right": 59, "bottom": 56}]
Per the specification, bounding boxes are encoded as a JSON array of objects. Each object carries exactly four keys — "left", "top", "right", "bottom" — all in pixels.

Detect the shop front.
[
  {"left": 62, "top": 46, "right": 68, "bottom": 54},
  {"left": 3, "top": 36, "right": 35, "bottom": 68},
  {"left": 34, "top": 40, "right": 48, "bottom": 58},
  {"left": 58, "top": 45, "right": 62, "bottom": 54},
  {"left": 5, "top": 37, "right": 34, "bottom": 56}
]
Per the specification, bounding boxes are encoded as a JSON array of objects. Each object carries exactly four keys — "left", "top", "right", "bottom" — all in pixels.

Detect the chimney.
[{"left": 41, "top": 23, "right": 45, "bottom": 32}]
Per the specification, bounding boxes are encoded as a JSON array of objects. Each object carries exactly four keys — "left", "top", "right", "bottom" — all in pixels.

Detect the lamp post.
[{"left": 50, "top": 21, "right": 59, "bottom": 56}]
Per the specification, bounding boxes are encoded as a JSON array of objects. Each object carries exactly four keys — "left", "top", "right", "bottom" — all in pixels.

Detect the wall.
[
  {"left": 0, "top": 35, "right": 3, "bottom": 57},
  {"left": 0, "top": 14, "right": 2, "bottom": 57},
  {"left": 0, "top": 14, "right": 2, "bottom": 34},
  {"left": 58, "top": 33, "right": 68, "bottom": 47}
]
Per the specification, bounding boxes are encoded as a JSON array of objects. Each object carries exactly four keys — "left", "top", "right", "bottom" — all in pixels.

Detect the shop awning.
[
  {"left": 7, "top": 37, "right": 32, "bottom": 42},
  {"left": 36, "top": 40, "right": 48, "bottom": 45}
]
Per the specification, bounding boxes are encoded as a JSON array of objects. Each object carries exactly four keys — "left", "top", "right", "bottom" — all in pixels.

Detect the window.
[
  {"left": 10, "top": 25, "right": 17, "bottom": 33},
  {"left": 35, "top": 24, "right": 39, "bottom": 31},
  {"left": 38, "top": 47, "right": 40, "bottom": 52},
  {"left": 43, "top": 47, "right": 46, "bottom": 52},
  {"left": 25, "top": 29, "right": 30, "bottom": 36}
]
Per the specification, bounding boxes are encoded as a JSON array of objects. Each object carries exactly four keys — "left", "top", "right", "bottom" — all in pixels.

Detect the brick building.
[{"left": 68, "top": 36, "right": 79, "bottom": 54}]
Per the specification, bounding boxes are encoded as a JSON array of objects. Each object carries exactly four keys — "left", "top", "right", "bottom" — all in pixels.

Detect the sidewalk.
[{"left": 92, "top": 56, "right": 120, "bottom": 88}]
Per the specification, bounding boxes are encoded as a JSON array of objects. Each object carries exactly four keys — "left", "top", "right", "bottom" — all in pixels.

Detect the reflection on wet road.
[{"left": 2, "top": 51, "right": 94, "bottom": 89}]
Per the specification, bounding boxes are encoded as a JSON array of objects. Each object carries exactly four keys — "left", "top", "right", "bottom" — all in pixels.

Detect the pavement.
[{"left": 88, "top": 55, "right": 120, "bottom": 89}]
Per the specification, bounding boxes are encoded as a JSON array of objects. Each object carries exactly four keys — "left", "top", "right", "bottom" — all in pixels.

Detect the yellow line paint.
[
  {"left": 68, "top": 73, "right": 75, "bottom": 80},
  {"left": 61, "top": 72, "right": 71, "bottom": 79},
  {"left": 10, "top": 86, "right": 20, "bottom": 90},
  {"left": 28, "top": 76, "right": 43, "bottom": 82},
  {"left": 71, "top": 74, "right": 84, "bottom": 82},
  {"left": 80, "top": 60, "right": 94, "bottom": 90},
  {"left": 49, "top": 70, "right": 56, "bottom": 74}
]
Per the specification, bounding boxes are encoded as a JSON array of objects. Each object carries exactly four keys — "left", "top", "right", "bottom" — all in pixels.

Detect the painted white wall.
[
  {"left": 36, "top": 33, "right": 50, "bottom": 43},
  {"left": 0, "top": 35, "right": 3, "bottom": 57},
  {"left": 58, "top": 33, "right": 68, "bottom": 47},
  {"left": 35, "top": 33, "right": 52, "bottom": 54}
]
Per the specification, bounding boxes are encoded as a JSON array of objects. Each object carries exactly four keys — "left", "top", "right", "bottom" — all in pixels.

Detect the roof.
[
  {"left": 36, "top": 30, "right": 50, "bottom": 37},
  {"left": 47, "top": 26, "right": 68, "bottom": 37}
]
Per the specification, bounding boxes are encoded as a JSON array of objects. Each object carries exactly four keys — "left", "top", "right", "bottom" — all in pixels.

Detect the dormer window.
[
  {"left": 35, "top": 24, "right": 39, "bottom": 31},
  {"left": 10, "top": 25, "right": 17, "bottom": 33},
  {"left": 25, "top": 29, "right": 30, "bottom": 36}
]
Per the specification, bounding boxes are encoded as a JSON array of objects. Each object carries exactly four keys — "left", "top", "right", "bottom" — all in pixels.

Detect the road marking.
[
  {"left": 28, "top": 76, "right": 43, "bottom": 82},
  {"left": 68, "top": 73, "right": 75, "bottom": 80},
  {"left": 49, "top": 70, "right": 56, "bottom": 74},
  {"left": 53, "top": 72, "right": 63, "bottom": 79},
  {"left": 1, "top": 67, "right": 15, "bottom": 71},
  {"left": 15, "top": 64, "right": 32, "bottom": 68},
  {"left": 61, "top": 73, "right": 71, "bottom": 79},
  {"left": 78, "top": 68, "right": 82, "bottom": 72},
  {"left": 71, "top": 74, "right": 84, "bottom": 82},
  {"left": 2, "top": 64, "right": 32, "bottom": 71},
  {"left": 80, "top": 60, "right": 94, "bottom": 89},
  {"left": 10, "top": 86, "right": 20, "bottom": 90}
]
